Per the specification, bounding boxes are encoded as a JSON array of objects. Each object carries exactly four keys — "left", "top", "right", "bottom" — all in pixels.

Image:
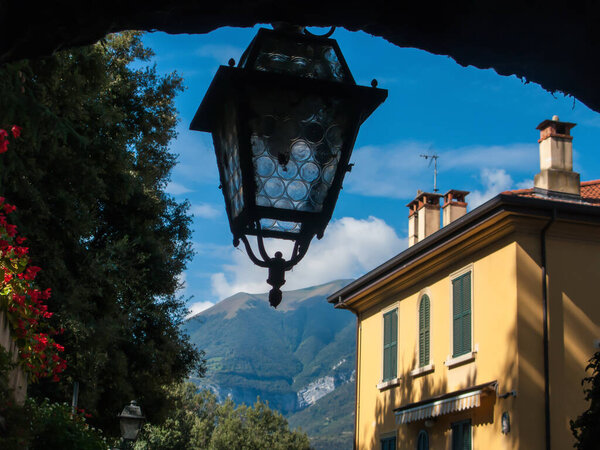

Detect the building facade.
[{"left": 329, "top": 117, "right": 600, "bottom": 449}]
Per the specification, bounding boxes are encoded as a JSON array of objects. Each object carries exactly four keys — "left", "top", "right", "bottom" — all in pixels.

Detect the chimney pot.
[
  {"left": 534, "top": 116, "right": 580, "bottom": 196},
  {"left": 443, "top": 190, "right": 469, "bottom": 226},
  {"left": 406, "top": 192, "right": 442, "bottom": 247}
]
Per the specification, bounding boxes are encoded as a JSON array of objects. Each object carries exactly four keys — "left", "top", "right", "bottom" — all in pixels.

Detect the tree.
[
  {"left": 0, "top": 32, "right": 204, "bottom": 432},
  {"left": 134, "top": 383, "right": 311, "bottom": 450},
  {"left": 571, "top": 351, "right": 600, "bottom": 449}
]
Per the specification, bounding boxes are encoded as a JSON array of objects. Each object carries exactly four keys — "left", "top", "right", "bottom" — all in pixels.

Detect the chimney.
[
  {"left": 534, "top": 115, "right": 580, "bottom": 197},
  {"left": 443, "top": 190, "right": 469, "bottom": 226},
  {"left": 406, "top": 191, "right": 442, "bottom": 247}
]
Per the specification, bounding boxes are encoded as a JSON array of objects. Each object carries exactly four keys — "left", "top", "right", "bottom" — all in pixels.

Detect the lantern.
[
  {"left": 190, "top": 24, "right": 387, "bottom": 307},
  {"left": 117, "top": 400, "right": 145, "bottom": 441}
]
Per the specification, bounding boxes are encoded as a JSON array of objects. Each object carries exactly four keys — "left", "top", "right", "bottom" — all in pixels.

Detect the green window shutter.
[
  {"left": 452, "top": 277, "right": 463, "bottom": 356},
  {"left": 419, "top": 296, "right": 430, "bottom": 367},
  {"left": 463, "top": 421, "right": 472, "bottom": 450},
  {"left": 452, "top": 272, "right": 472, "bottom": 357},
  {"left": 451, "top": 423, "right": 461, "bottom": 450},
  {"left": 383, "top": 309, "right": 398, "bottom": 381},
  {"left": 381, "top": 436, "right": 396, "bottom": 450},
  {"left": 451, "top": 420, "right": 472, "bottom": 450},
  {"left": 462, "top": 272, "right": 472, "bottom": 355},
  {"left": 391, "top": 309, "right": 397, "bottom": 378}
]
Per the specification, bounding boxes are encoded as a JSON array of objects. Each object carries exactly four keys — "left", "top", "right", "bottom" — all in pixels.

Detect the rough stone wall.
[
  {"left": 0, "top": 311, "right": 27, "bottom": 404},
  {"left": 1, "top": 1, "right": 600, "bottom": 113}
]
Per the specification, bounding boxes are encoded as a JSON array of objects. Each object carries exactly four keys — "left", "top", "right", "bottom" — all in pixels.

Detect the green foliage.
[
  {"left": 28, "top": 399, "right": 107, "bottom": 450},
  {"left": 0, "top": 31, "right": 204, "bottom": 433},
  {"left": 0, "top": 346, "right": 15, "bottom": 400},
  {"left": 571, "top": 351, "right": 600, "bottom": 449},
  {"left": 0, "top": 393, "right": 106, "bottom": 450},
  {"left": 134, "top": 383, "right": 310, "bottom": 450}
]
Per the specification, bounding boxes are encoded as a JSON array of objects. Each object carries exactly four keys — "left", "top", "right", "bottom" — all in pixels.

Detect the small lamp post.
[
  {"left": 191, "top": 24, "right": 387, "bottom": 307},
  {"left": 117, "top": 400, "right": 145, "bottom": 442}
]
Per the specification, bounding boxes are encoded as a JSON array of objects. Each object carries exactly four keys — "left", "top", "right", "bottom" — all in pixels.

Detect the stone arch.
[{"left": 2, "top": 1, "right": 600, "bottom": 112}]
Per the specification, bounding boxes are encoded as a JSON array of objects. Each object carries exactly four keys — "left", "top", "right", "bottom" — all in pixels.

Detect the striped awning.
[{"left": 395, "top": 381, "right": 497, "bottom": 425}]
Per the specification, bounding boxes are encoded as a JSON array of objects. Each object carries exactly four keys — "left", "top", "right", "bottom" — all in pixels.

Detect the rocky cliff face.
[{"left": 297, "top": 376, "right": 335, "bottom": 408}]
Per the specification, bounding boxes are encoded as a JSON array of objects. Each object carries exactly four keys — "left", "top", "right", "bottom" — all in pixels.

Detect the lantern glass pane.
[
  {"left": 120, "top": 418, "right": 142, "bottom": 440},
  {"left": 216, "top": 103, "right": 244, "bottom": 217},
  {"left": 260, "top": 218, "right": 301, "bottom": 234},
  {"left": 250, "top": 35, "right": 348, "bottom": 82},
  {"left": 249, "top": 91, "right": 348, "bottom": 215}
]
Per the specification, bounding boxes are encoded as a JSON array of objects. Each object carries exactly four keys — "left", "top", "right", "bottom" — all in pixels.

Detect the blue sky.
[{"left": 140, "top": 26, "right": 600, "bottom": 314}]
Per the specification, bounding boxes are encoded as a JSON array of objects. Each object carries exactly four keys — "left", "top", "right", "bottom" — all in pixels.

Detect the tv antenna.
[{"left": 420, "top": 151, "right": 439, "bottom": 192}]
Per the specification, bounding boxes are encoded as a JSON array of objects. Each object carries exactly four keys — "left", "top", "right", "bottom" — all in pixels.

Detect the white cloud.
[
  {"left": 210, "top": 216, "right": 405, "bottom": 300},
  {"left": 515, "top": 179, "right": 533, "bottom": 190},
  {"left": 190, "top": 203, "right": 221, "bottom": 219},
  {"left": 468, "top": 168, "right": 513, "bottom": 208},
  {"left": 187, "top": 301, "right": 215, "bottom": 318},
  {"left": 166, "top": 181, "right": 193, "bottom": 196},
  {"left": 193, "top": 242, "right": 232, "bottom": 258},
  {"left": 195, "top": 44, "right": 244, "bottom": 64},
  {"left": 346, "top": 142, "right": 537, "bottom": 199}
]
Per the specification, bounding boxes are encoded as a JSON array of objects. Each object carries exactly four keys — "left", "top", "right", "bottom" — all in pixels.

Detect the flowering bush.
[
  {"left": 0, "top": 396, "right": 108, "bottom": 450},
  {"left": 27, "top": 399, "right": 108, "bottom": 450},
  {"left": 0, "top": 126, "right": 66, "bottom": 382}
]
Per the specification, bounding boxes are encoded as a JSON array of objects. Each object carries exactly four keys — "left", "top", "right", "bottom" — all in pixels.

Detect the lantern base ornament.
[{"left": 239, "top": 234, "right": 310, "bottom": 308}]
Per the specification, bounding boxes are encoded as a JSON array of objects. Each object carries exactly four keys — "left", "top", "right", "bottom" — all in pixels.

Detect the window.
[
  {"left": 417, "top": 430, "right": 429, "bottom": 450},
  {"left": 381, "top": 436, "right": 396, "bottom": 450},
  {"left": 383, "top": 308, "right": 398, "bottom": 381},
  {"left": 452, "top": 271, "right": 471, "bottom": 357},
  {"left": 419, "top": 295, "right": 430, "bottom": 367},
  {"left": 451, "top": 419, "right": 472, "bottom": 450}
]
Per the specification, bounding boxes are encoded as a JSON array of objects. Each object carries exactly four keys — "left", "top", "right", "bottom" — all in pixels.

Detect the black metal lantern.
[
  {"left": 117, "top": 400, "right": 145, "bottom": 441},
  {"left": 190, "top": 25, "right": 387, "bottom": 307}
]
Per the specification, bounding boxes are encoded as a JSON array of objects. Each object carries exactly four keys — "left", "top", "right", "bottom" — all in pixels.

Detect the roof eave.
[{"left": 329, "top": 193, "right": 600, "bottom": 306}]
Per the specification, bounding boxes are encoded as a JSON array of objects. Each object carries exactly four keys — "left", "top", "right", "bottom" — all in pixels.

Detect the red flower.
[
  {"left": 24, "top": 266, "right": 41, "bottom": 280},
  {"left": 52, "top": 375, "right": 60, "bottom": 382},
  {"left": 0, "top": 140, "right": 7, "bottom": 154},
  {"left": 0, "top": 129, "right": 7, "bottom": 140},
  {"left": 3, "top": 203, "right": 16, "bottom": 214},
  {"left": 16, "top": 236, "right": 26, "bottom": 244},
  {"left": 11, "top": 126, "right": 21, "bottom": 138},
  {"left": 5, "top": 224, "right": 17, "bottom": 237}
]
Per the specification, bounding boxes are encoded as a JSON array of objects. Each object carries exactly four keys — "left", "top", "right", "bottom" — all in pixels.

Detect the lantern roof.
[
  {"left": 117, "top": 400, "right": 145, "bottom": 421},
  {"left": 237, "top": 27, "right": 355, "bottom": 84},
  {"left": 190, "top": 27, "right": 387, "bottom": 134}
]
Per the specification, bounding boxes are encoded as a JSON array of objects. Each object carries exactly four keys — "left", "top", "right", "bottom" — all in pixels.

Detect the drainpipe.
[
  {"left": 337, "top": 298, "right": 360, "bottom": 450},
  {"left": 541, "top": 208, "right": 556, "bottom": 450}
]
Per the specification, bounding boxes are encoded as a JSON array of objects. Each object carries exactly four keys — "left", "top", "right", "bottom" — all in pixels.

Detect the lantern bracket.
[
  {"left": 303, "top": 26, "right": 336, "bottom": 38},
  {"left": 239, "top": 229, "right": 312, "bottom": 308}
]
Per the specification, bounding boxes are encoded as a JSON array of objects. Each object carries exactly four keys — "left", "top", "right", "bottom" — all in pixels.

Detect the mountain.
[{"left": 184, "top": 279, "right": 356, "bottom": 448}]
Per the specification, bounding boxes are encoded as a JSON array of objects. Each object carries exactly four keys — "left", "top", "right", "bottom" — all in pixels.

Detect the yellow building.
[{"left": 329, "top": 116, "right": 600, "bottom": 449}]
